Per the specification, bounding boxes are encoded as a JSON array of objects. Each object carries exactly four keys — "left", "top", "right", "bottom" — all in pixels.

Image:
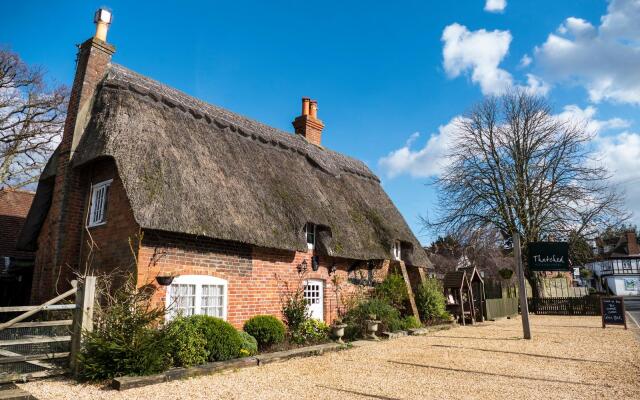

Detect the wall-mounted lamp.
[
  {"left": 329, "top": 263, "right": 337, "bottom": 275},
  {"left": 155, "top": 275, "right": 174, "bottom": 286},
  {"left": 297, "top": 260, "right": 308, "bottom": 274}
]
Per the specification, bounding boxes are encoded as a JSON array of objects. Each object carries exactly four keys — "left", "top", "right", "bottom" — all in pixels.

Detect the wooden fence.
[
  {"left": 485, "top": 297, "right": 519, "bottom": 320},
  {"left": 528, "top": 296, "right": 600, "bottom": 316},
  {"left": 0, "top": 277, "right": 95, "bottom": 383}
]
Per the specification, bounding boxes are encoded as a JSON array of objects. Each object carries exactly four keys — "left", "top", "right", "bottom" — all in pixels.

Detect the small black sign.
[
  {"left": 527, "top": 242, "right": 570, "bottom": 271},
  {"left": 601, "top": 297, "right": 627, "bottom": 329}
]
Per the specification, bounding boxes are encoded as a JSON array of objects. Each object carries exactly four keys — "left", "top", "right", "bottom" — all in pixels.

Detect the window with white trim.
[
  {"left": 166, "top": 275, "right": 228, "bottom": 320},
  {"left": 305, "top": 223, "right": 316, "bottom": 250},
  {"left": 392, "top": 241, "right": 401, "bottom": 261},
  {"left": 87, "top": 180, "right": 112, "bottom": 227}
]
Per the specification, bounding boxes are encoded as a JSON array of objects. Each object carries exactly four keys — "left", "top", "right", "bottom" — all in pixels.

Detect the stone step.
[{"left": 0, "top": 384, "right": 35, "bottom": 400}]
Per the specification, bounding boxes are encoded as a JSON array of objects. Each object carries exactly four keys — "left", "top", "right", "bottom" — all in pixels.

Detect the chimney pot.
[
  {"left": 301, "top": 97, "right": 310, "bottom": 116},
  {"left": 93, "top": 8, "right": 112, "bottom": 42},
  {"left": 309, "top": 100, "right": 318, "bottom": 119},
  {"left": 292, "top": 97, "right": 324, "bottom": 146}
]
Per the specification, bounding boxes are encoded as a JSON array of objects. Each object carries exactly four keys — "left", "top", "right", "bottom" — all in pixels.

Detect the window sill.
[{"left": 87, "top": 222, "right": 107, "bottom": 229}]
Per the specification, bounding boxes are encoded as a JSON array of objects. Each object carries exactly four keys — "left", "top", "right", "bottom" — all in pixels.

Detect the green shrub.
[
  {"left": 374, "top": 273, "right": 408, "bottom": 311},
  {"left": 415, "top": 278, "right": 449, "bottom": 323},
  {"left": 163, "top": 316, "right": 209, "bottom": 367},
  {"left": 77, "top": 285, "right": 171, "bottom": 380},
  {"left": 343, "top": 298, "right": 402, "bottom": 339},
  {"left": 281, "top": 294, "right": 309, "bottom": 332},
  {"left": 239, "top": 331, "right": 258, "bottom": 356},
  {"left": 401, "top": 315, "right": 422, "bottom": 330},
  {"left": 243, "top": 315, "right": 286, "bottom": 349},
  {"left": 188, "top": 315, "right": 243, "bottom": 361},
  {"left": 291, "top": 318, "right": 330, "bottom": 344}
]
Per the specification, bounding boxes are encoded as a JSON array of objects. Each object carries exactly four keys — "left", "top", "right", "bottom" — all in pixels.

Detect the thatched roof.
[{"left": 20, "top": 64, "right": 428, "bottom": 266}]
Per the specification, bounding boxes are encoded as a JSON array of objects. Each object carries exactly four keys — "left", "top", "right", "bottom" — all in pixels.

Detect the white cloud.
[
  {"left": 442, "top": 23, "right": 513, "bottom": 95},
  {"left": 519, "top": 54, "right": 532, "bottom": 68},
  {"left": 534, "top": 0, "right": 640, "bottom": 104},
  {"left": 484, "top": 0, "right": 507, "bottom": 13},
  {"left": 378, "top": 118, "right": 462, "bottom": 178},
  {"left": 555, "top": 104, "right": 631, "bottom": 134},
  {"left": 442, "top": 23, "right": 550, "bottom": 96}
]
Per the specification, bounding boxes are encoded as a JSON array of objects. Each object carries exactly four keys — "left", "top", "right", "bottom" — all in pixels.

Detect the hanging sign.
[
  {"left": 600, "top": 297, "right": 627, "bottom": 329},
  {"left": 527, "top": 242, "right": 570, "bottom": 271}
]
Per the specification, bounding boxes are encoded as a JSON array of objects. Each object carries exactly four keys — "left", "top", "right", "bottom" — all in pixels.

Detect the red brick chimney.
[
  {"left": 34, "top": 9, "right": 115, "bottom": 299},
  {"left": 292, "top": 97, "right": 324, "bottom": 146},
  {"left": 626, "top": 231, "right": 639, "bottom": 255}
]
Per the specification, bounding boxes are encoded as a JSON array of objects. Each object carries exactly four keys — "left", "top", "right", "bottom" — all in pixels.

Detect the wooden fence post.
[{"left": 70, "top": 276, "right": 96, "bottom": 376}]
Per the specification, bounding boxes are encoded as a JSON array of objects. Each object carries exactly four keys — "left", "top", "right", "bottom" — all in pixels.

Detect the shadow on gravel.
[
  {"left": 316, "top": 384, "right": 401, "bottom": 400},
  {"left": 387, "top": 361, "right": 609, "bottom": 388},
  {"left": 429, "top": 344, "right": 609, "bottom": 363},
  {"left": 431, "top": 335, "right": 520, "bottom": 341}
]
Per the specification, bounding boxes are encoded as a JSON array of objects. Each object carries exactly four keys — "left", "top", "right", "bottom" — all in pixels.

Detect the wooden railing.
[
  {"left": 528, "top": 296, "right": 601, "bottom": 316},
  {"left": 0, "top": 277, "right": 96, "bottom": 383}
]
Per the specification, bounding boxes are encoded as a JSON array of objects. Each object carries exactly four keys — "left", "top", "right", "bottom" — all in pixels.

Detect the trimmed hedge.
[
  {"left": 188, "top": 315, "right": 243, "bottom": 361},
  {"left": 243, "top": 315, "right": 286, "bottom": 349},
  {"left": 239, "top": 331, "right": 258, "bottom": 356}
]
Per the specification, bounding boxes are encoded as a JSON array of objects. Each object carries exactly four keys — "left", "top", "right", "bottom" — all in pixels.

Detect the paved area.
[
  {"left": 20, "top": 316, "right": 640, "bottom": 400},
  {"left": 625, "top": 296, "right": 640, "bottom": 328}
]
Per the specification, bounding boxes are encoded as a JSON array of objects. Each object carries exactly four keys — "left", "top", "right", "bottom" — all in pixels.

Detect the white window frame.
[
  {"left": 392, "top": 241, "right": 402, "bottom": 261},
  {"left": 305, "top": 223, "right": 316, "bottom": 250},
  {"left": 165, "top": 275, "right": 228, "bottom": 321},
  {"left": 87, "top": 179, "right": 112, "bottom": 227}
]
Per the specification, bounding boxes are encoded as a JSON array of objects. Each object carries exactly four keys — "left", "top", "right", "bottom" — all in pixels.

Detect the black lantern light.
[
  {"left": 329, "top": 263, "right": 338, "bottom": 275},
  {"left": 297, "top": 259, "right": 308, "bottom": 274}
]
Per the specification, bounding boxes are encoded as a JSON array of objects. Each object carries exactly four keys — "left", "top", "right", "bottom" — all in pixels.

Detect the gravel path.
[{"left": 21, "top": 316, "right": 640, "bottom": 399}]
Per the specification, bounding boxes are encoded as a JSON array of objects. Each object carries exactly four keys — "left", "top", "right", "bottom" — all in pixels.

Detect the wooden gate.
[
  {"left": 528, "top": 296, "right": 600, "bottom": 316},
  {"left": 0, "top": 277, "right": 95, "bottom": 383}
]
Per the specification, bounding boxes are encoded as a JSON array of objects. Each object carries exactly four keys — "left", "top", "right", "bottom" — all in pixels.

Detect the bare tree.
[
  {"left": 428, "top": 89, "right": 627, "bottom": 294},
  {"left": 0, "top": 48, "right": 68, "bottom": 189}
]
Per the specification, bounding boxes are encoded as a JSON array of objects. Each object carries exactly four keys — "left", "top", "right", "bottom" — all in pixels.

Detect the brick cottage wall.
[
  {"left": 138, "top": 230, "right": 390, "bottom": 328},
  {"left": 31, "top": 158, "right": 140, "bottom": 303}
]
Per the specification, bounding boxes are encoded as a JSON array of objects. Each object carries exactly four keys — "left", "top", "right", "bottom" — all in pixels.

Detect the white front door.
[{"left": 304, "top": 279, "right": 324, "bottom": 321}]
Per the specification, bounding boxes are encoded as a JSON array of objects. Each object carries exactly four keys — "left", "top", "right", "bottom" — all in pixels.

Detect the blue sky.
[{"left": 2, "top": 0, "right": 639, "bottom": 244}]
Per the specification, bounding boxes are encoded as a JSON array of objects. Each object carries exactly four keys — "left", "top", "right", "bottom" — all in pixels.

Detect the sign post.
[
  {"left": 601, "top": 296, "right": 627, "bottom": 330},
  {"left": 513, "top": 233, "right": 532, "bottom": 340}
]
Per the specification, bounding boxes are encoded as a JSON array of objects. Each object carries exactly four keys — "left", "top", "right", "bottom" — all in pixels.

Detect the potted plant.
[
  {"left": 331, "top": 318, "right": 348, "bottom": 343},
  {"left": 365, "top": 314, "right": 381, "bottom": 340}
]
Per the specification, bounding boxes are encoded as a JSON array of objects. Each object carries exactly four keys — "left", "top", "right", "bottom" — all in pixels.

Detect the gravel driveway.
[{"left": 21, "top": 316, "right": 640, "bottom": 399}]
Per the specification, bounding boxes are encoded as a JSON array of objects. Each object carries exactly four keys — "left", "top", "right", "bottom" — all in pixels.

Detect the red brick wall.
[
  {"left": 31, "top": 158, "right": 139, "bottom": 302},
  {"left": 138, "top": 230, "right": 387, "bottom": 328}
]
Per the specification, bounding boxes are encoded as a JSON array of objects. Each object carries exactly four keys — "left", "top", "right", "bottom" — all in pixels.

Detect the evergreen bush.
[
  {"left": 373, "top": 273, "right": 408, "bottom": 311},
  {"left": 343, "top": 298, "right": 402, "bottom": 339},
  {"left": 239, "top": 331, "right": 258, "bottom": 356},
  {"left": 243, "top": 315, "right": 286, "bottom": 349},
  {"left": 415, "top": 278, "right": 449, "bottom": 323},
  {"left": 290, "top": 318, "right": 330, "bottom": 344},
  {"left": 188, "top": 315, "right": 243, "bottom": 361},
  {"left": 163, "top": 316, "right": 209, "bottom": 367}
]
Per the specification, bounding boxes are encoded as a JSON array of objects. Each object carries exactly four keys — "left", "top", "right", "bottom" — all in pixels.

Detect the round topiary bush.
[
  {"left": 243, "top": 315, "right": 285, "bottom": 349},
  {"left": 239, "top": 331, "right": 258, "bottom": 356},
  {"left": 187, "top": 315, "right": 243, "bottom": 361}
]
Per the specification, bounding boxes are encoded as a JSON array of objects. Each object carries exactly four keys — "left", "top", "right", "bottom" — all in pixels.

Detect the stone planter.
[
  {"left": 331, "top": 323, "right": 348, "bottom": 343},
  {"left": 365, "top": 319, "right": 381, "bottom": 340}
]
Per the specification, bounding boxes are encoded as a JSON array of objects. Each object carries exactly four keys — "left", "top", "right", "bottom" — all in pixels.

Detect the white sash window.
[
  {"left": 88, "top": 180, "right": 112, "bottom": 227},
  {"left": 166, "top": 275, "right": 228, "bottom": 320}
]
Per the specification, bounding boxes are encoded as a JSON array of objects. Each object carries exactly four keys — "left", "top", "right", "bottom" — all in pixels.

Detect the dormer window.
[
  {"left": 392, "top": 241, "right": 401, "bottom": 261},
  {"left": 305, "top": 223, "right": 316, "bottom": 250},
  {"left": 87, "top": 179, "right": 112, "bottom": 227}
]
